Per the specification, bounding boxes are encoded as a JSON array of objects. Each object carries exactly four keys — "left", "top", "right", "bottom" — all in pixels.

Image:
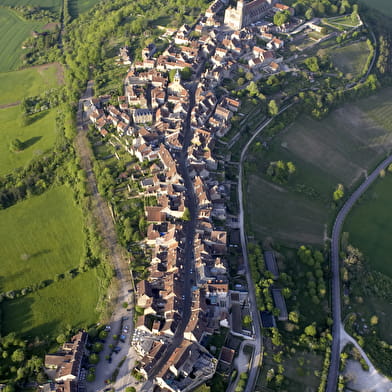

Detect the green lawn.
[
  {"left": 245, "top": 87, "right": 392, "bottom": 246},
  {"left": 0, "top": 186, "right": 86, "bottom": 292},
  {"left": 328, "top": 41, "right": 370, "bottom": 78},
  {"left": 344, "top": 174, "right": 392, "bottom": 278},
  {"left": 0, "top": 8, "right": 43, "bottom": 72},
  {"left": 1, "top": 269, "right": 101, "bottom": 338},
  {"left": 0, "top": 107, "right": 57, "bottom": 176},
  {"left": 0, "top": 64, "right": 62, "bottom": 105}
]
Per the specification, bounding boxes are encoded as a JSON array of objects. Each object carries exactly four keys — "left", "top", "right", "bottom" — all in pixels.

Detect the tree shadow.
[
  {"left": 30, "top": 249, "right": 51, "bottom": 258},
  {"left": 29, "top": 110, "right": 49, "bottom": 125},
  {"left": 23, "top": 136, "right": 42, "bottom": 149},
  {"left": 2, "top": 294, "right": 62, "bottom": 339}
]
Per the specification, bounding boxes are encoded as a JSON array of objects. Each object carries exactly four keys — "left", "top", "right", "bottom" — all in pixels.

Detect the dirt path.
[
  {"left": 0, "top": 101, "right": 19, "bottom": 109},
  {"left": 344, "top": 360, "right": 392, "bottom": 392},
  {"left": 74, "top": 82, "right": 137, "bottom": 392}
]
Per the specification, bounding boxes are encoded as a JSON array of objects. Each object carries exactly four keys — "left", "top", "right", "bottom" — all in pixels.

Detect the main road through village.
[{"left": 140, "top": 80, "right": 199, "bottom": 391}]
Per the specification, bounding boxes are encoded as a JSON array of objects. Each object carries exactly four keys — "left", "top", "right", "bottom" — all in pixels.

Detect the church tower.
[
  {"left": 236, "top": 0, "right": 245, "bottom": 28},
  {"left": 174, "top": 69, "right": 181, "bottom": 84}
]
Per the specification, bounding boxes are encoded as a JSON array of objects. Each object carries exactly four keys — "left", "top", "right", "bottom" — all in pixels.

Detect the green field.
[
  {"left": 0, "top": 0, "right": 61, "bottom": 12},
  {"left": 75, "top": 0, "right": 101, "bottom": 15},
  {"left": 0, "top": 8, "right": 43, "bottom": 72},
  {"left": 245, "top": 87, "right": 392, "bottom": 246},
  {"left": 0, "top": 107, "right": 57, "bottom": 176},
  {"left": 344, "top": 175, "right": 392, "bottom": 278},
  {"left": 0, "top": 186, "right": 86, "bottom": 292},
  {"left": 0, "top": 64, "right": 62, "bottom": 106},
  {"left": 1, "top": 269, "right": 101, "bottom": 337},
  {"left": 362, "top": 0, "right": 392, "bottom": 17},
  {"left": 328, "top": 41, "right": 370, "bottom": 78}
]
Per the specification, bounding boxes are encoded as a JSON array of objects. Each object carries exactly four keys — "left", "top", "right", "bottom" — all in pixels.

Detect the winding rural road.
[
  {"left": 326, "top": 154, "right": 392, "bottom": 392},
  {"left": 237, "top": 104, "right": 294, "bottom": 392}
]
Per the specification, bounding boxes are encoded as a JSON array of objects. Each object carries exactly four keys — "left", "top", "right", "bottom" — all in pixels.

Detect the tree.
[
  {"left": 247, "top": 81, "right": 259, "bottom": 97},
  {"left": 11, "top": 349, "right": 25, "bottom": 363},
  {"left": 87, "top": 372, "right": 95, "bottom": 382},
  {"left": 271, "top": 328, "right": 282, "bottom": 346},
  {"left": 245, "top": 71, "right": 254, "bottom": 81},
  {"left": 274, "top": 10, "right": 290, "bottom": 26},
  {"left": 333, "top": 184, "right": 344, "bottom": 202},
  {"left": 305, "top": 57, "right": 320, "bottom": 72},
  {"left": 370, "top": 315, "right": 378, "bottom": 325},
  {"left": 89, "top": 353, "right": 100, "bottom": 364},
  {"left": 243, "top": 315, "right": 252, "bottom": 327},
  {"left": 36, "top": 371, "right": 47, "bottom": 384},
  {"left": 92, "top": 342, "right": 104, "bottom": 353},
  {"left": 268, "top": 99, "right": 279, "bottom": 116},
  {"left": 181, "top": 67, "right": 192, "bottom": 81},
  {"left": 305, "top": 8, "right": 314, "bottom": 20},
  {"left": 289, "top": 310, "right": 299, "bottom": 324},
  {"left": 182, "top": 207, "right": 191, "bottom": 221},
  {"left": 9, "top": 138, "right": 24, "bottom": 152},
  {"left": 304, "top": 323, "right": 317, "bottom": 337},
  {"left": 237, "top": 77, "right": 245, "bottom": 86},
  {"left": 287, "top": 161, "right": 296, "bottom": 174},
  {"left": 99, "top": 330, "right": 108, "bottom": 339},
  {"left": 125, "top": 387, "right": 136, "bottom": 392}
]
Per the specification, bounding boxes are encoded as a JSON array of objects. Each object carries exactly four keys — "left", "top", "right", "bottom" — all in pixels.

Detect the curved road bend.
[
  {"left": 326, "top": 154, "right": 392, "bottom": 392},
  {"left": 140, "top": 82, "right": 199, "bottom": 390},
  {"left": 237, "top": 104, "right": 293, "bottom": 392},
  {"left": 75, "top": 81, "right": 136, "bottom": 392}
]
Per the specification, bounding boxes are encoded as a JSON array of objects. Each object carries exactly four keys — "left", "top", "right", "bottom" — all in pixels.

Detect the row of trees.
[{"left": 292, "top": 0, "right": 354, "bottom": 19}]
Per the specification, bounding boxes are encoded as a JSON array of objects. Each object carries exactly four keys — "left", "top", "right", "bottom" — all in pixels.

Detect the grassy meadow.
[
  {"left": 0, "top": 8, "right": 43, "bottom": 72},
  {"left": 344, "top": 175, "right": 392, "bottom": 278},
  {"left": 0, "top": 107, "right": 57, "bottom": 176},
  {"left": 328, "top": 41, "right": 370, "bottom": 78},
  {"left": 245, "top": 87, "right": 392, "bottom": 246},
  {"left": 1, "top": 269, "right": 101, "bottom": 337},
  {"left": 74, "top": 0, "right": 101, "bottom": 15},
  {"left": 0, "top": 0, "right": 61, "bottom": 11},
  {"left": 362, "top": 0, "right": 392, "bottom": 17},
  {"left": 0, "top": 186, "right": 86, "bottom": 292},
  {"left": 0, "top": 64, "right": 62, "bottom": 105}
]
